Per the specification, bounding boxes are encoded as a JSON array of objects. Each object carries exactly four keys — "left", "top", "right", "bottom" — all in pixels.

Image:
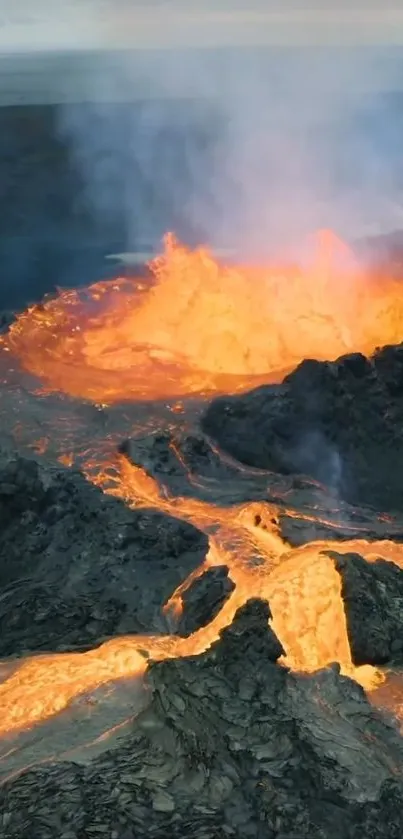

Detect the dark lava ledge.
[
  {"left": 202, "top": 343, "right": 403, "bottom": 513},
  {"left": 329, "top": 549, "right": 403, "bottom": 667}
]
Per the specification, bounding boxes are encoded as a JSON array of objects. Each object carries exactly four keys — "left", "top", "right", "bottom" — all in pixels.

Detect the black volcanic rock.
[
  {"left": 120, "top": 430, "right": 224, "bottom": 482},
  {"left": 2, "top": 598, "right": 403, "bottom": 838},
  {"left": 202, "top": 345, "right": 403, "bottom": 511},
  {"left": 0, "top": 445, "right": 208, "bottom": 656},
  {"left": 211, "top": 597, "right": 285, "bottom": 666},
  {"left": 119, "top": 430, "right": 270, "bottom": 504},
  {"left": 177, "top": 565, "right": 236, "bottom": 637},
  {"left": 328, "top": 550, "right": 403, "bottom": 666},
  {"left": 119, "top": 431, "right": 226, "bottom": 489}
]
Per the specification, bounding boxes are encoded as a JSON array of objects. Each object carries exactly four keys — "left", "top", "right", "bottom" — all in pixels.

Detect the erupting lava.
[
  {"left": 2, "top": 229, "right": 403, "bottom": 741},
  {"left": 4, "top": 230, "right": 403, "bottom": 402}
]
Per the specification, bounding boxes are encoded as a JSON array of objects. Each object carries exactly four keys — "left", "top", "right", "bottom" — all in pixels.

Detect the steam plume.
[{"left": 55, "top": 3, "right": 403, "bottom": 259}]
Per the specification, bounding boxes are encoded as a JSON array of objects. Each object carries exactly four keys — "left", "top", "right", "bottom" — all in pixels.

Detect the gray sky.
[{"left": 1, "top": 2, "right": 403, "bottom": 51}]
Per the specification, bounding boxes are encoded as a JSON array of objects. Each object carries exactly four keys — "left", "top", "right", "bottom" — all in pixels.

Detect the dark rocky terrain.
[
  {"left": 177, "top": 565, "right": 235, "bottom": 638},
  {"left": 203, "top": 344, "right": 403, "bottom": 513},
  {"left": 119, "top": 431, "right": 271, "bottom": 504},
  {"left": 2, "top": 421, "right": 403, "bottom": 835},
  {"left": 329, "top": 550, "right": 403, "bottom": 667},
  {"left": 0, "top": 442, "right": 209, "bottom": 656},
  {"left": 2, "top": 599, "right": 403, "bottom": 839}
]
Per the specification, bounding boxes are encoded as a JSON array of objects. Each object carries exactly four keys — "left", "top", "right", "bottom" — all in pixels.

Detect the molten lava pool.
[{"left": 3, "top": 230, "right": 403, "bottom": 404}]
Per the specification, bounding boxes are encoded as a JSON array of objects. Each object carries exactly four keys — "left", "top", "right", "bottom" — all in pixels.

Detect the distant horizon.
[{"left": 1, "top": 41, "right": 403, "bottom": 106}]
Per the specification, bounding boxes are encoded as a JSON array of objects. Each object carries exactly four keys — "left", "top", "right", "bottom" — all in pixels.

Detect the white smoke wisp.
[
  {"left": 54, "top": 2, "right": 403, "bottom": 258},
  {"left": 288, "top": 430, "right": 342, "bottom": 499}
]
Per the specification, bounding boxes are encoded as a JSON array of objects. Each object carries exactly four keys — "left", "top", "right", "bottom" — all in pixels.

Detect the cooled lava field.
[{"left": 1, "top": 228, "right": 403, "bottom": 839}]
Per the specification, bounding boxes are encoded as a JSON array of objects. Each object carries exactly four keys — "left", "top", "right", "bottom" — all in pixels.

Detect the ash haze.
[{"left": 6, "top": 1, "right": 403, "bottom": 257}]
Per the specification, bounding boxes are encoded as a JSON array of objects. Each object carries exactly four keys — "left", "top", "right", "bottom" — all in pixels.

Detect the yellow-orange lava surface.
[
  {"left": 4, "top": 230, "right": 403, "bottom": 403},
  {"left": 1, "top": 230, "right": 403, "bottom": 742}
]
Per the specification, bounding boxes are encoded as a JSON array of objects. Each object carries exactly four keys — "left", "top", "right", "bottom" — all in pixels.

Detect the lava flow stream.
[{"left": 1, "top": 230, "right": 403, "bottom": 737}]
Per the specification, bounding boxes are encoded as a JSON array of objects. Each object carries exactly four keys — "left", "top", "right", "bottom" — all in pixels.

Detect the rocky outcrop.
[
  {"left": 329, "top": 550, "right": 403, "bottom": 666},
  {"left": 202, "top": 345, "right": 403, "bottom": 511},
  {"left": 0, "top": 445, "right": 208, "bottom": 656},
  {"left": 119, "top": 431, "right": 270, "bottom": 505},
  {"left": 177, "top": 565, "right": 235, "bottom": 637},
  {"left": 2, "top": 599, "right": 403, "bottom": 839}
]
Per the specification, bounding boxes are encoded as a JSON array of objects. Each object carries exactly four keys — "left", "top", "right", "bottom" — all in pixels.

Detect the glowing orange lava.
[
  {"left": 2, "top": 229, "right": 403, "bottom": 741},
  {"left": 3, "top": 230, "right": 403, "bottom": 403}
]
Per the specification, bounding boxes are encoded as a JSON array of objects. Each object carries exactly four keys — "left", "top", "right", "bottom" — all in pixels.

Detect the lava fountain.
[{"left": 4, "top": 230, "right": 403, "bottom": 404}]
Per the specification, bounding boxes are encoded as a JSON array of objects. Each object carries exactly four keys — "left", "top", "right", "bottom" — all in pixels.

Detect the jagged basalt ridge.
[
  {"left": 2, "top": 599, "right": 403, "bottom": 839},
  {"left": 202, "top": 344, "right": 403, "bottom": 511},
  {"left": 177, "top": 565, "right": 235, "bottom": 637},
  {"left": 0, "top": 445, "right": 208, "bottom": 656},
  {"left": 329, "top": 550, "right": 403, "bottom": 666},
  {"left": 119, "top": 431, "right": 270, "bottom": 504},
  {"left": 119, "top": 432, "right": 224, "bottom": 482}
]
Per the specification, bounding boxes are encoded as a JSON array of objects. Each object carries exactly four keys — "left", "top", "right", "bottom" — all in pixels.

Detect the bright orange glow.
[
  {"left": 3, "top": 230, "right": 403, "bottom": 403},
  {"left": 1, "top": 229, "right": 403, "bottom": 738}
]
